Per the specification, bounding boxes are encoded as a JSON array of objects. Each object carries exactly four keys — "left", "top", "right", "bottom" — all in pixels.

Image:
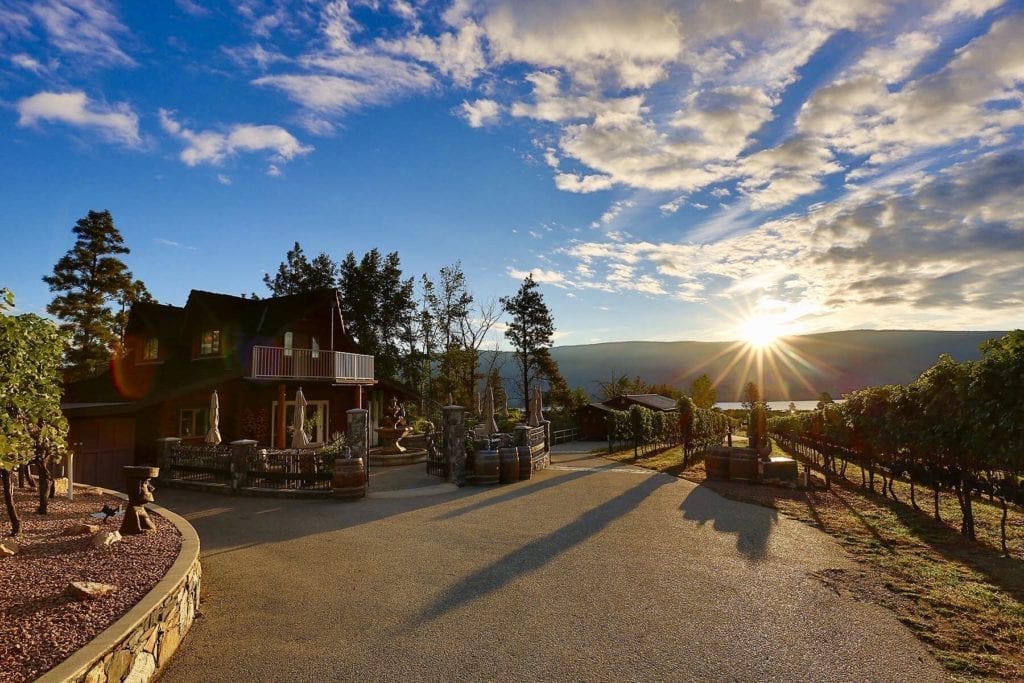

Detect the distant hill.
[{"left": 486, "top": 330, "right": 1009, "bottom": 402}]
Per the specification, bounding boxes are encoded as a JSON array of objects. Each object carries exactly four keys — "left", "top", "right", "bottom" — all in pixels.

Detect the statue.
[
  {"left": 384, "top": 397, "right": 407, "bottom": 429},
  {"left": 120, "top": 466, "right": 159, "bottom": 535}
]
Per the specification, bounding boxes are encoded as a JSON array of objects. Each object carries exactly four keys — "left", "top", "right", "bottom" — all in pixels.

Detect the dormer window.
[
  {"left": 142, "top": 337, "right": 159, "bottom": 361},
  {"left": 200, "top": 330, "right": 221, "bottom": 356}
]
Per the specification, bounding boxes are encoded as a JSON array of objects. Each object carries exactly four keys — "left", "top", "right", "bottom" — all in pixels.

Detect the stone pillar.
[
  {"left": 542, "top": 420, "right": 552, "bottom": 453},
  {"left": 155, "top": 437, "right": 181, "bottom": 470},
  {"left": 347, "top": 409, "right": 369, "bottom": 485},
  {"left": 443, "top": 405, "right": 466, "bottom": 486},
  {"left": 513, "top": 425, "right": 530, "bottom": 448},
  {"left": 346, "top": 409, "right": 369, "bottom": 460},
  {"left": 230, "top": 439, "right": 257, "bottom": 494}
]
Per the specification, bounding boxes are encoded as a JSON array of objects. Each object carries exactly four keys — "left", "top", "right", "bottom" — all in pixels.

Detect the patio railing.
[
  {"left": 250, "top": 346, "right": 374, "bottom": 383},
  {"left": 160, "top": 443, "right": 336, "bottom": 494}
]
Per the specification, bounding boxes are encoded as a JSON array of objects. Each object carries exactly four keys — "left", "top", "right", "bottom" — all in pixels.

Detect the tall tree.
[
  {"left": 1, "top": 289, "right": 69, "bottom": 534},
  {"left": 689, "top": 373, "right": 717, "bottom": 409},
  {"left": 338, "top": 249, "right": 416, "bottom": 383},
  {"left": 500, "top": 275, "right": 555, "bottom": 407},
  {"left": 43, "top": 210, "right": 151, "bottom": 380},
  {"left": 263, "top": 241, "right": 339, "bottom": 296}
]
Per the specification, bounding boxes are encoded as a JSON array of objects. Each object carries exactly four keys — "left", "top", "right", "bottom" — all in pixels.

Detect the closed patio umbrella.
[
  {"left": 205, "top": 390, "right": 222, "bottom": 445},
  {"left": 292, "top": 387, "right": 310, "bottom": 448},
  {"left": 483, "top": 387, "right": 498, "bottom": 436}
]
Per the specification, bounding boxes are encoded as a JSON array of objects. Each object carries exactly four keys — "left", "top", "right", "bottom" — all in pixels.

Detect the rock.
[
  {"left": 123, "top": 651, "right": 156, "bottom": 683},
  {"left": 52, "top": 477, "right": 69, "bottom": 494},
  {"left": 91, "top": 530, "right": 122, "bottom": 548},
  {"left": 67, "top": 581, "right": 118, "bottom": 600},
  {"left": 1, "top": 540, "right": 18, "bottom": 556},
  {"left": 64, "top": 523, "right": 101, "bottom": 536}
]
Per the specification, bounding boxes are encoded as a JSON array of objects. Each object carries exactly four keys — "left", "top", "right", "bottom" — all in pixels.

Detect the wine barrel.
[
  {"left": 704, "top": 453, "right": 730, "bottom": 481},
  {"left": 517, "top": 445, "right": 533, "bottom": 481},
  {"left": 499, "top": 447, "right": 520, "bottom": 484},
  {"left": 473, "top": 449, "right": 500, "bottom": 485},
  {"left": 332, "top": 457, "right": 366, "bottom": 500}
]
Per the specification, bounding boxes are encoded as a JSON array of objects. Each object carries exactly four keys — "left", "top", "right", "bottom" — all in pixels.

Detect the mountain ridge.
[{"left": 487, "top": 329, "right": 1010, "bottom": 402}]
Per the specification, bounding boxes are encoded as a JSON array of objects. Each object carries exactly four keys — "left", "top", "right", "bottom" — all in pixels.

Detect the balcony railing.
[{"left": 251, "top": 346, "right": 374, "bottom": 383}]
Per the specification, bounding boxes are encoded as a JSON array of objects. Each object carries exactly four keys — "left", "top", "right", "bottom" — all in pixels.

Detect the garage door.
[{"left": 67, "top": 417, "right": 136, "bottom": 491}]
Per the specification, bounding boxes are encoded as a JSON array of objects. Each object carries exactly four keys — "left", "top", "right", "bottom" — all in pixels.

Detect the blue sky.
[{"left": 2, "top": 0, "right": 1022, "bottom": 350}]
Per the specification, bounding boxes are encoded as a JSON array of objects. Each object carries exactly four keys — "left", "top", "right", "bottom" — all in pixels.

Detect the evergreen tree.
[
  {"left": 42, "top": 210, "right": 151, "bottom": 380},
  {"left": 338, "top": 249, "right": 416, "bottom": 383},
  {"left": 263, "top": 241, "right": 338, "bottom": 295},
  {"left": 500, "top": 275, "right": 555, "bottom": 408},
  {"left": 689, "top": 373, "right": 717, "bottom": 409}
]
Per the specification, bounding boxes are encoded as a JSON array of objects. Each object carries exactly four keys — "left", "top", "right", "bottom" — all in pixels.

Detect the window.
[
  {"left": 200, "top": 330, "right": 221, "bottom": 355},
  {"left": 179, "top": 408, "right": 208, "bottom": 438},
  {"left": 284, "top": 331, "right": 293, "bottom": 357},
  {"left": 142, "top": 337, "right": 159, "bottom": 361}
]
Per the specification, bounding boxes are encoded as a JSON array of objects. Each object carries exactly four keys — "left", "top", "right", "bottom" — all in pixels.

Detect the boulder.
[
  {"left": 91, "top": 530, "right": 122, "bottom": 548},
  {"left": 64, "top": 523, "right": 101, "bottom": 536},
  {"left": 67, "top": 581, "right": 117, "bottom": 600}
]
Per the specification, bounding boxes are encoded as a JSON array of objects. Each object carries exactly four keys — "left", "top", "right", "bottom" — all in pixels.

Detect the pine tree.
[
  {"left": 42, "top": 210, "right": 151, "bottom": 380},
  {"left": 263, "top": 242, "right": 339, "bottom": 296},
  {"left": 500, "top": 275, "right": 555, "bottom": 408}
]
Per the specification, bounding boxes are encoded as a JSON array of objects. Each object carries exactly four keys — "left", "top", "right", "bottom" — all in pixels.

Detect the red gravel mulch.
[{"left": 0, "top": 486, "right": 182, "bottom": 682}]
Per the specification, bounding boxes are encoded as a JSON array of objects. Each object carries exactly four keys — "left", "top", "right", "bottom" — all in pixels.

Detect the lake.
[{"left": 715, "top": 400, "right": 841, "bottom": 411}]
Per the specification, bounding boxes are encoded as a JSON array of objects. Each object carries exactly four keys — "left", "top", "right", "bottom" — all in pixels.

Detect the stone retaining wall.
[{"left": 39, "top": 496, "right": 201, "bottom": 683}]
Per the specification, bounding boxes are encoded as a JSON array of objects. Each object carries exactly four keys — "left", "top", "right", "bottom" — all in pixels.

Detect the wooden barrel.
[
  {"left": 473, "top": 450, "right": 500, "bottom": 485},
  {"left": 331, "top": 457, "right": 366, "bottom": 500},
  {"left": 704, "top": 453, "right": 730, "bottom": 480},
  {"left": 517, "top": 445, "right": 533, "bottom": 481},
  {"left": 499, "top": 447, "right": 520, "bottom": 484},
  {"left": 729, "top": 456, "right": 759, "bottom": 481}
]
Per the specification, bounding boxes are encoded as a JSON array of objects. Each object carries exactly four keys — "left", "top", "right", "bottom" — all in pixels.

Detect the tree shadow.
[
  {"left": 412, "top": 474, "right": 673, "bottom": 626},
  {"left": 434, "top": 468, "right": 597, "bottom": 521},
  {"left": 679, "top": 483, "right": 778, "bottom": 562}
]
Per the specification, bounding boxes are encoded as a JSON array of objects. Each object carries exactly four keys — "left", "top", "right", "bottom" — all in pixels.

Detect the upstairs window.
[
  {"left": 142, "top": 337, "right": 159, "bottom": 361},
  {"left": 200, "top": 329, "right": 221, "bottom": 356}
]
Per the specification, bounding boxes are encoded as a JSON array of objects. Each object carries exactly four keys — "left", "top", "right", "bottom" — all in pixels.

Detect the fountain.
[{"left": 370, "top": 397, "right": 428, "bottom": 466}]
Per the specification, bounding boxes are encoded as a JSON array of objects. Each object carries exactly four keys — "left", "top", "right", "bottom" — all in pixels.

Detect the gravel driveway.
[{"left": 156, "top": 450, "right": 945, "bottom": 682}]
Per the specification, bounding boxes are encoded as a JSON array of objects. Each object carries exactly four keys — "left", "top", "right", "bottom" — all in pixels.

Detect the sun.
[{"left": 739, "top": 313, "right": 786, "bottom": 349}]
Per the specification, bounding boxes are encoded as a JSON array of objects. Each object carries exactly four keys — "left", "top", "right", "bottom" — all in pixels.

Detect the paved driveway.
[{"left": 157, "top": 450, "right": 944, "bottom": 682}]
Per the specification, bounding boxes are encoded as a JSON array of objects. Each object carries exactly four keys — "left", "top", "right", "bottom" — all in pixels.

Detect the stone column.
[
  {"left": 230, "top": 439, "right": 257, "bottom": 494},
  {"left": 346, "top": 409, "right": 369, "bottom": 460},
  {"left": 443, "top": 405, "right": 466, "bottom": 486},
  {"left": 513, "top": 425, "right": 530, "bottom": 448},
  {"left": 155, "top": 437, "right": 181, "bottom": 470},
  {"left": 347, "top": 409, "right": 369, "bottom": 485}
]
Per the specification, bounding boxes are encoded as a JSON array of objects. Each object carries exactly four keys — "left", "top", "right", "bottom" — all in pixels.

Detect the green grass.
[{"left": 606, "top": 441, "right": 1024, "bottom": 681}]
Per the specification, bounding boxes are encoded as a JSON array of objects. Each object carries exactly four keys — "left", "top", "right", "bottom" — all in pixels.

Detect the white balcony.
[{"left": 251, "top": 346, "right": 374, "bottom": 383}]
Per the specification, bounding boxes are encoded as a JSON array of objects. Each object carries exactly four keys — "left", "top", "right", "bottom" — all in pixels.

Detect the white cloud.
[
  {"left": 159, "top": 109, "right": 313, "bottom": 167},
  {"left": 379, "top": 22, "right": 486, "bottom": 87},
  {"left": 216, "top": 173, "right": 232, "bottom": 185},
  {"left": 459, "top": 98, "right": 500, "bottom": 128},
  {"left": 659, "top": 196, "right": 686, "bottom": 215},
  {"left": 17, "top": 91, "right": 140, "bottom": 146},
  {"left": 554, "top": 173, "right": 613, "bottom": 193},
  {"left": 10, "top": 53, "right": 46, "bottom": 73},
  {"left": 29, "top": 0, "right": 134, "bottom": 67},
  {"left": 175, "top": 0, "right": 208, "bottom": 17}
]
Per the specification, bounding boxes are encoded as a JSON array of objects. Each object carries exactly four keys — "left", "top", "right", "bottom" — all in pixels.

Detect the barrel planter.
[
  {"left": 729, "top": 456, "right": 759, "bottom": 481},
  {"left": 704, "top": 452, "right": 731, "bottom": 480},
  {"left": 473, "top": 449, "right": 500, "bottom": 485},
  {"left": 517, "top": 445, "right": 533, "bottom": 481},
  {"left": 331, "top": 457, "right": 366, "bottom": 500},
  {"left": 499, "top": 447, "right": 520, "bottom": 484}
]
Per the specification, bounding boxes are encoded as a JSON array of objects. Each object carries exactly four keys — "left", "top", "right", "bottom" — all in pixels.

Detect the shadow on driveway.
[
  {"left": 680, "top": 483, "right": 778, "bottom": 562},
  {"left": 414, "top": 473, "right": 673, "bottom": 626}
]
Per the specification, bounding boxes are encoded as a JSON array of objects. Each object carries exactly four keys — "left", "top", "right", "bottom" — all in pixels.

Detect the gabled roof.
[
  {"left": 580, "top": 402, "right": 615, "bottom": 413},
  {"left": 183, "top": 289, "right": 342, "bottom": 339},
  {"left": 613, "top": 394, "right": 679, "bottom": 411}
]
